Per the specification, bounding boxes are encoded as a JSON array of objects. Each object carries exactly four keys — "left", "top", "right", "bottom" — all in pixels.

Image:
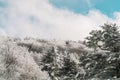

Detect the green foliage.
[
  {"left": 79, "top": 52, "right": 120, "bottom": 79},
  {"left": 85, "top": 23, "right": 120, "bottom": 52},
  {"left": 85, "top": 30, "right": 102, "bottom": 51},
  {"left": 59, "top": 56, "right": 78, "bottom": 79},
  {"left": 101, "top": 23, "right": 120, "bottom": 52},
  {"left": 41, "top": 47, "right": 57, "bottom": 79},
  {"left": 41, "top": 48, "right": 80, "bottom": 80}
]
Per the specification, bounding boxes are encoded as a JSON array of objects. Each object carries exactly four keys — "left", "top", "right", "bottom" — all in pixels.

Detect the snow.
[{"left": 0, "top": 36, "right": 120, "bottom": 80}]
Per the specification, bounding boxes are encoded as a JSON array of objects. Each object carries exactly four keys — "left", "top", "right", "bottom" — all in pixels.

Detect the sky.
[
  {"left": 49, "top": 0, "right": 120, "bottom": 17},
  {"left": 0, "top": 0, "right": 120, "bottom": 41}
]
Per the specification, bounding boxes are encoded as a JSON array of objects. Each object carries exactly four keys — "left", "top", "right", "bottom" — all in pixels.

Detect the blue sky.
[
  {"left": 49, "top": 0, "right": 120, "bottom": 17},
  {"left": 0, "top": 0, "right": 120, "bottom": 40}
]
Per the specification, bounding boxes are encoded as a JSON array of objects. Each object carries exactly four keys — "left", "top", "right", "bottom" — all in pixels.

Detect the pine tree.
[
  {"left": 85, "top": 30, "right": 102, "bottom": 51},
  {"left": 85, "top": 23, "right": 120, "bottom": 52},
  {"left": 59, "top": 55, "right": 78, "bottom": 80},
  {"left": 101, "top": 23, "right": 120, "bottom": 52},
  {"left": 41, "top": 46, "right": 57, "bottom": 80}
]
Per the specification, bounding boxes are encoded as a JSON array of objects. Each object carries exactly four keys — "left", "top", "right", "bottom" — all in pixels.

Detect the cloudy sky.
[{"left": 0, "top": 0, "right": 120, "bottom": 40}]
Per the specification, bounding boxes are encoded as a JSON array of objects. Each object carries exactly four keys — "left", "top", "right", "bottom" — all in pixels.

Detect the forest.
[{"left": 0, "top": 23, "right": 120, "bottom": 80}]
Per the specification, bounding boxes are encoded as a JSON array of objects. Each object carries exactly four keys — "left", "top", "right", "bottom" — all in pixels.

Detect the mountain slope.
[{"left": 0, "top": 36, "right": 120, "bottom": 80}]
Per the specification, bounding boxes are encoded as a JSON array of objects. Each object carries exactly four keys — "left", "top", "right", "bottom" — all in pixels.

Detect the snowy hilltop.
[
  {"left": 0, "top": 35, "right": 120, "bottom": 80},
  {"left": 0, "top": 36, "right": 88, "bottom": 80}
]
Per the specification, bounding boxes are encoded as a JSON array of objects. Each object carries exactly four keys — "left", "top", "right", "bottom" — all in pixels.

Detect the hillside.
[{"left": 0, "top": 36, "right": 120, "bottom": 80}]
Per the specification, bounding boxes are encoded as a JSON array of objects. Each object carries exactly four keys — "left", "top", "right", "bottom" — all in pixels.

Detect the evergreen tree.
[
  {"left": 41, "top": 46, "right": 57, "bottom": 80},
  {"left": 85, "top": 30, "right": 102, "bottom": 51},
  {"left": 101, "top": 23, "right": 120, "bottom": 52},
  {"left": 85, "top": 23, "right": 120, "bottom": 52},
  {"left": 59, "top": 55, "right": 78, "bottom": 80}
]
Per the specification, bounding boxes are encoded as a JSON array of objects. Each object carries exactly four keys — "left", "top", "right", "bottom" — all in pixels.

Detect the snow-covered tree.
[
  {"left": 56, "top": 53, "right": 80, "bottom": 80},
  {"left": 101, "top": 23, "right": 120, "bottom": 52},
  {"left": 85, "top": 23, "right": 120, "bottom": 52},
  {"left": 85, "top": 30, "right": 102, "bottom": 51}
]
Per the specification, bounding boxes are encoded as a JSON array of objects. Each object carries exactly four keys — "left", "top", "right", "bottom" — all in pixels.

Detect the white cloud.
[
  {"left": 0, "top": 28, "right": 6, "bottom": 36},
  {"left": 0, "top": 0, "right": 120, "bottom": 40}
]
